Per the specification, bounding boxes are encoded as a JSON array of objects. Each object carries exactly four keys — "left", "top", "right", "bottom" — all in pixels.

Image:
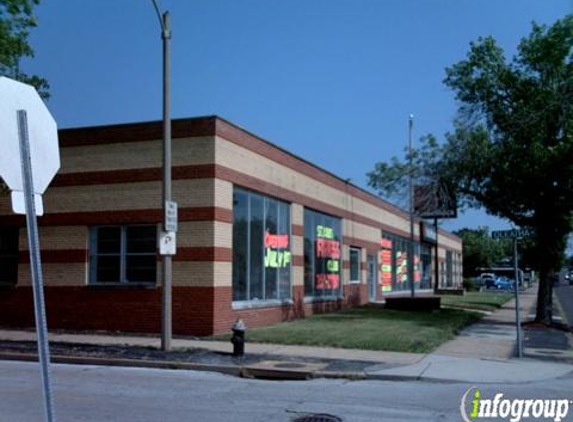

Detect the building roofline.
[{"left": 58, "top": 115, "right": 461, "bottom": 243}]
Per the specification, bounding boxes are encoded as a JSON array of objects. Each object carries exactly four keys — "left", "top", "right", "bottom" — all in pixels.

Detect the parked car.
[
  {"left": 495, "top": 276, "right": 516, "bottom": 290},
  {"left": 480, "top": 273, "right": 497, "bottom": 289}
]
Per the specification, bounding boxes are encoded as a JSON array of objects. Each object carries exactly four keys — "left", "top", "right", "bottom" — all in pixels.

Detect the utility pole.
[
  {"left": 152, "top": 0, "right": 173, "bottom": 352},
  {"left": 408, "top": 114, "right": 415, "bottom": 298}
]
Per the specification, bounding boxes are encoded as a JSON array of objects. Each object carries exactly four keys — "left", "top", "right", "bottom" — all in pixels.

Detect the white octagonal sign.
[{"left": 0, "top": 76, "right": 60, "bottom": 215}]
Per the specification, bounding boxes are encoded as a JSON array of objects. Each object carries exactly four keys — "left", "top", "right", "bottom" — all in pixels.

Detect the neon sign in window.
[
  {"left": 264, "top": 231, "right": 291, "bottom": 268},
  {"left": 304, "top": 209, "right": 342, "bottom": 297}
]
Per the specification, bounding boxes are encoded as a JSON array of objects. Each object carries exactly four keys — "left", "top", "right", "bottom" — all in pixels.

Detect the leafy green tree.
[
  {"left": 453, "top": 227, "right": 511, "bottom": 277},
  {"left": 0, "top": 0, "right": 48, "bottom": 97},
  {"left": 368, "top": 16, "right": 573, "bottom": 324}
]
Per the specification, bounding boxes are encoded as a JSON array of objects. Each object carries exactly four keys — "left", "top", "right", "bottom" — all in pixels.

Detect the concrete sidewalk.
[
  {"left": 0, "top": 328, "right": 422, "bottom": 366},
  {"left": 434, "top": 288, "right": 538, "bottom": 360},
  {"left": 1, "top": 286, "right": 571, "bottom": 383}
]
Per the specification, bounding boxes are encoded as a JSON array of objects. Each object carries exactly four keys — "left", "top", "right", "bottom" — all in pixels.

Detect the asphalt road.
[
  {"left": 2, "top": 360, "right": 573, "bottom": 422},
  {"left": 555, "top": 282, "right": 573, "bottom": 327}
]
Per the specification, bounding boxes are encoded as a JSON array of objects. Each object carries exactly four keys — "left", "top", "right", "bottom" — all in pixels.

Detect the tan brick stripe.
[
  {"left": 214, "top": 119, "right": 410, "bottom": 220},
  {"left": 19, "top": 249, "right": 88, "bottom": 264},
  {"left": 42, "top": 164, "right": 425, "bottom": 242},
  {"left": 213, "top": 165, "right": 419, "bottom": 241},
  {"left": 343, "top": 237, "right": 382, "bottom": 252},
  {"left": 57, "top": 117, "right": 460, "bottom": 243}
]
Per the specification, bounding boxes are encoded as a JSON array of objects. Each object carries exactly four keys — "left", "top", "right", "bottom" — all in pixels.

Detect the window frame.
[
  {"left": 303, "top": 207, "right": 344, "bottom": 300},
  {"left": 349, "top": 247, "right": 362, "bottom": 284},
  {"left": 232, "top": 187, "right": 293, "bottom": 306},
  {"left": 89, "top": 225, "right": 157, "bottom": 286}
]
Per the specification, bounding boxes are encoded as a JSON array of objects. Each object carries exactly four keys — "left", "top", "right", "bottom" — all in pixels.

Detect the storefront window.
[
  {"left": 380, "top": 233, "right": 428, "bottom": 293},
  {"left": 304, "top": 208, "right": 343, "bottom": 298},
  {"left": 232, "top": 187, "right": 291, "bottom": 302}
]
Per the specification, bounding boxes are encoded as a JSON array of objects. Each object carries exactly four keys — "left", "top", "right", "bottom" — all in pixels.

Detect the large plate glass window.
[
  {"left": 304, "top": 208, "right": 343, "bottom": 298},
  {"left": 90, "top": 225, "right": 157, "bottom": 284},
  {"left": 0, "top": 227, "right": 19, "bottom": 285},
  {"left": 380, "top": 233, "right": 428, "bottom": 293},
  {"left": 232, "top": 187, "right": 291, "bottom": 302}
]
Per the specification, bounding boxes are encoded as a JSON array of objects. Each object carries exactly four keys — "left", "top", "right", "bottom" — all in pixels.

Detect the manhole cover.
[
  {"left": 293, "top": 414, "right": 342, "bottom": 422},
  {"left": 274, "top": 362, "right": 307, "bottom": 369}
]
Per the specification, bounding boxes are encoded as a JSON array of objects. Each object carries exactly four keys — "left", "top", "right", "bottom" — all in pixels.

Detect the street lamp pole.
[
  {"left": 152, "top": 0, "right": 172, "bottom": 352},
  {"left": 408, "top": 114, "right": 415, "bottom": 298}
]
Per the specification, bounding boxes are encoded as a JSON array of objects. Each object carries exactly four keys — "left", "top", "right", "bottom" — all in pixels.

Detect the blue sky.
[{"left": 22, "top": 0, "right": 572, "bottom": 234}]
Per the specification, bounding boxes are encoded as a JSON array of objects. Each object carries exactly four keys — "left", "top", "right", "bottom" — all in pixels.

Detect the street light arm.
[{"left": 151, "top": 0, "right": 169, "bottom": 36}]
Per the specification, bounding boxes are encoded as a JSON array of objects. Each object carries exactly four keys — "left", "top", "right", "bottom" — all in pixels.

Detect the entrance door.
[{"left": 367, "top": 254, "right": 377, "bottom": 301}]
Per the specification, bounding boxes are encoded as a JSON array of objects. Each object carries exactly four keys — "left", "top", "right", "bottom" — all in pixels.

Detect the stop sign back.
[{"left": 0, "top": 76, "right": 60, "bottom": 215}]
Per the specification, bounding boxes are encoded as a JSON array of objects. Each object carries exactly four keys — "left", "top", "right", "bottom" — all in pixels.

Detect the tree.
[
  {"left": 453, "top": 227, "right": 511, "bottom": 277},
  {"left": 0, "top": 0, "right": 48, "bottom": 97},
  {"left": 368, "top": 15, "right": 573, "bottom": 324}
]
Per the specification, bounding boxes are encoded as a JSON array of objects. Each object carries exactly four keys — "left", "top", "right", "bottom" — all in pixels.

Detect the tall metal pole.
[
  {"left": 408, "top": 114, "right": 415, "bottom": 298},
  {"left": 434, "top": 217, "right": 439, "bottom": 293},
  {"left": 161, "top": 10, "right": 172, "bottom": 352},
  {"left": 514, "top": 237, "right": 523, "bottom": 358},
  {"left": 152, "top": 0, "right": 172, "bottom": 352},
  {"left": 18, "top": 110, "right": 56, "bottom": 422}
]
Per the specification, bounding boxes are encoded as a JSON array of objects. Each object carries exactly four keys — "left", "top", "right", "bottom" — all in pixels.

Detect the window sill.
[
  {"left": 381, "top": 288, "right": 434, "bottom": 296},
  {"left": 86, "top": 283, "right": 157, "bottom": 290},
  {"left": 348, "top": 280, "right": 362, "bottom": 284},
  {"left": 232, "top": 299, "right": 293, "bottom": 310},
  {"left": 303, "top": 296, "right": 344, "bottom": 303}
]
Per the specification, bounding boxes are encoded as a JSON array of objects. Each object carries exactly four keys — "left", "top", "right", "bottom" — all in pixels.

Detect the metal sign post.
[
  {"left": 18, "top": 110, "right": 56, "bottom": 422},
  {"left": 491, "top": 228, "right": 530, "bottom": 358},
  {"left": 0, "top": 77, "right": 60, "bottom": 422},
  {"left": 513, "top": 237, "right": 523, "bottom": 358}
]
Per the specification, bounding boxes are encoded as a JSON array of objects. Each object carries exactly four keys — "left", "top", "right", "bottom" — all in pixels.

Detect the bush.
[{"left": 463, "top": 278, "right": 480, "bottom": 292}]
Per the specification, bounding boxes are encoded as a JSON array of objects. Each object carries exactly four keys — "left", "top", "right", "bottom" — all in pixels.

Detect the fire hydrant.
[{"left": 231, "top": 319, "right": 247, "bottom": 357}]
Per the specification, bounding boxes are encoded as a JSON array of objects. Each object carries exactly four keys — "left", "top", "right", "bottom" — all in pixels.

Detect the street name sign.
[{"left": 491, "top": 229, "right": 533, "bottom": 240}]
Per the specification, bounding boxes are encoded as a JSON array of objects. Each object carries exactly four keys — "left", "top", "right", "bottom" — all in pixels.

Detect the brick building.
[{"left": 0, "top": 116, "right": 462, "bottom": 336}]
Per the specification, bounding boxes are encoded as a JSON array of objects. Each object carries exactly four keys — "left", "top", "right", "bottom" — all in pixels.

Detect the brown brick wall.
[{"left": 0, "top": 286, "right": 215, "bottom": 336}]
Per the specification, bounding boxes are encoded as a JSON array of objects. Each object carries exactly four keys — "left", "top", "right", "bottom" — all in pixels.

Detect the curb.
[
  {"left": 0, "top": 352, "right": 242, "bottom": 377},
  {"left": 0, "top": 352, "right": 370, "bottom": 381},
  {"left": 0, "top": 351, "right": 433, "bottom": 382}
]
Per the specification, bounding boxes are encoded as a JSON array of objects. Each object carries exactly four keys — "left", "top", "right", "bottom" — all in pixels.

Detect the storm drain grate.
[{"left": 293, "top": 414, "right": 343, "bottom": 422}]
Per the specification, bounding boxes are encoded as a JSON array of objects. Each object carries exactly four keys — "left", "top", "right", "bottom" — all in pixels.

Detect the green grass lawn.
[
  {"left": 440, "top": 291, "right": 513, "bottom": 312},
  {"left": 214, "top": 307, "right": 481, "bottom": 354}
]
